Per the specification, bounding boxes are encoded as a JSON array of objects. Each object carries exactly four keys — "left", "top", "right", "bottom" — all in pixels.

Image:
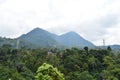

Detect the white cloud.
[
  {"left": 105, "top": 23, "right": 120, "bottom": 45},
  {"left": 0, "top": 0, "right": 120, "bottom": 45}
]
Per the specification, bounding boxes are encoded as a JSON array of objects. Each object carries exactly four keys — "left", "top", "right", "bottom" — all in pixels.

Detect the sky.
[{"left": 0, "top": 0, "right": 120, "bottom": 46}]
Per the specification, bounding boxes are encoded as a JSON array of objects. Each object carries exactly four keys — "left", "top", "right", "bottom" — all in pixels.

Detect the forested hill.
[
  {"left": 0, "top": 27, "right": 95, "bottom": 49},
  {"left": 0, "top": 28, "right": 120, "bottom": 50}
]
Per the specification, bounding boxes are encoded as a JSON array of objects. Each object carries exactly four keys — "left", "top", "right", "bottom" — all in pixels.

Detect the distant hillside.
[
  {"left": 110, "top": 45, "right": 120, "bottom": 50},
  {"left": 58, "top": 31, "right": 94, "bottom": 48},
  {"left": 19, "top": 28, "right": 60, "bottom": 48},
  {"left": 19, "top": 28, "right": 95, "bottom": 48},
  {"left": 0, "top": 27, "right": 95, "bottom": 49},
  {"left": 0, "top": 37, "right": 16, "bottom": 48},
  {"left": 107, "top": 45, "right": 120, "bottom": 53},
  {"left": 96, "top": 45, "right": 120, "bottom": 53}
]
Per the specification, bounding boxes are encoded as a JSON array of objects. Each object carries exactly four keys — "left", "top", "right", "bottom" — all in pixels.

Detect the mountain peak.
[
  {"left": 61, "top": 31, "right": 81, "bottom": 38},
  {"left": 34, "top": 27, "right": 40, "bottom": 30},
  {"left": 67, "top": 31, "right": 79, "bottom": 36},
  {"left": 59, "top": 31, "right": 94, "bottom": 47},
  {"left": 32, "top": 27, "right": 45, "bottom": 32},
  {"left": 27, "top": 27, "right": 50, "bottom": 36}
]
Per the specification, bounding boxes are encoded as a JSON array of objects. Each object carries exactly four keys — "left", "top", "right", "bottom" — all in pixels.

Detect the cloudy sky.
[{"left": 0, "top": 0, "right": 120, "bottom": 46}]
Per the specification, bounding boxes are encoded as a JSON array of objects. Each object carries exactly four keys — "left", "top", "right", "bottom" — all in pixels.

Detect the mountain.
[
  {"left": 18, "top": 28, "right": 95, "bottom": 48},
  {"left": 0, "top": 27, "right": 95, "bottom": 49},
  {"left": 58, "top": 31, "right": 94, "bottom": 48},
  {"left": 19, "top": 28, "right": 60, "bottom": 48}
]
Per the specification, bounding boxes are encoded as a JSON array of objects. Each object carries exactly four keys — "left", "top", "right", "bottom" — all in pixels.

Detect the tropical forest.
[{"left": 0, "top": 44, "right": 120, "bottom": 80}]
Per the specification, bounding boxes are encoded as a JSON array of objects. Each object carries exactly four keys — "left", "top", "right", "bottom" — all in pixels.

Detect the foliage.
[
  {"left": 0, "top": 46, "right": 120, "bottom": 80},
  {"left": 35, "top": 63, "right": 65, "bottom": 80}
]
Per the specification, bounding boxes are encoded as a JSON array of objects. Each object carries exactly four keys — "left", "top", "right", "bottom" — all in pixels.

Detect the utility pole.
[
  {"left": 103, "top": 39, "right": 106, "bottom": 49},
  {"left": 103, "top": 39, "right": 105, "bottom": 46}
]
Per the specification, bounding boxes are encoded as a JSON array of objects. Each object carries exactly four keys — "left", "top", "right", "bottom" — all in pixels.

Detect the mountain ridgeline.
[
  {"left": 0, "top": 28, "right": 95, "bottom": 49},
  {"left": 18, "top": 28, "right": 95, "bottom": 48}
]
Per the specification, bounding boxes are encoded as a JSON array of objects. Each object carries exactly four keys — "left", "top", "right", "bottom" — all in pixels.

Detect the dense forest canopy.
[{"left": 0, "top": 45, "right": 120, "bottom": 80}]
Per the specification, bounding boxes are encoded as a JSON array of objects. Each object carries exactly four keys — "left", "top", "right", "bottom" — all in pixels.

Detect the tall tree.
[{"left": 35, "top": 63, "right": 65, "bottom": 80}]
